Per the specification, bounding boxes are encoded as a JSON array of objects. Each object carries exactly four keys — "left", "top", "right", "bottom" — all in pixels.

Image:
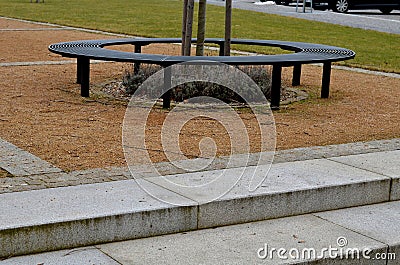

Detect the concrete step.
[
  {"left": 0, "top": 150, "right": 398, "bottom": 258},
  {"left": 3, "top": 201, "right": 400, "bottom": 264},
  {"left": 76, "top": 200, "right": 400, "bottom": 264}
]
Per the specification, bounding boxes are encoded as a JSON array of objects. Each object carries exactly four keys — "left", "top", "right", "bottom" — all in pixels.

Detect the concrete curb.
[
  {"left": 3, "top": 202, "right": 400, "bottom": 264},
  {"left": 1, "top": 138, "right": 399, "bottom": 193},
  {"left": 0, "top": 149, "right": 399, "bottom": 258},
  {"left": 0, "top": 180, "right": 198, "bottom": 257}
]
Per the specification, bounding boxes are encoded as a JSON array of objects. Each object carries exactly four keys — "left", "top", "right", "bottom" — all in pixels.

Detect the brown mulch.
[
  {"left": 0, "top": 168, "right": 12, "bottom": 178},
  {"left": 0, "top": 18, "right": 399, "bottom": 171}
]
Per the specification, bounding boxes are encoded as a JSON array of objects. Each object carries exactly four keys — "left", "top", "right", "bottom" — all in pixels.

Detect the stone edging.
[{"left": 1, "top": 137, "right": 399, "bottom": 193}]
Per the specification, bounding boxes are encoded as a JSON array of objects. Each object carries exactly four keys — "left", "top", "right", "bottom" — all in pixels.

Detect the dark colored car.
[
  {"left": 313, "top": 0, "right": 400, "bottom": 13},
  {"left": 270, "top": 0, "right": 400, "bottom": 13}
]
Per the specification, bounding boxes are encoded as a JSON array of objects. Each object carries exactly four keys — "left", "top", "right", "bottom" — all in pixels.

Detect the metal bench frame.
[{"left": 48, "top": 38, "right": 355, "bottom": 109}]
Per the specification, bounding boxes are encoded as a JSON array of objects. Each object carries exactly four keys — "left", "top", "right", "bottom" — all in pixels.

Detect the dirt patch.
[
  {"left": 0, "top": 168, "right": 12, "bottom": 178},
  {"left": 0, "top": 18, "right": 399, "bottom": 171}
]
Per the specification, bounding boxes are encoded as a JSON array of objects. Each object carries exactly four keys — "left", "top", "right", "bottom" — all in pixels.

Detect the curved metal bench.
[{"left": 49, "top": 38, "right": 355, "bottom": 109}]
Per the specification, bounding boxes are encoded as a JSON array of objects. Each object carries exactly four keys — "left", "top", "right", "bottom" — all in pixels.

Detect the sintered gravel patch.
[{"left": 0, "top": 17, "right": 399, "bottom": 194}]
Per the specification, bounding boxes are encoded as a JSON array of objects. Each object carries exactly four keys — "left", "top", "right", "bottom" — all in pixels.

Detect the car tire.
[
  {"left": 379, "top": 8, "right": 393, "bottom": 14},
  {"left": 333, "top": 0, "right": 349, "bottom": 13}
]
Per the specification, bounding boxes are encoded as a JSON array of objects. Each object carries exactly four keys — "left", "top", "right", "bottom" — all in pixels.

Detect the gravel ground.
[
  {"left": 0, "top": 16, "right": 399, "bottom": 194},
  {"left": 0, "top": 17, "right": 399, "bottom": 172}
]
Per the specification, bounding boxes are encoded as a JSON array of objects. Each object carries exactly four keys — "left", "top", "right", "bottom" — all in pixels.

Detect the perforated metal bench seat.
[{"left": 49, "top": 38, "right": 355, "bottom": 109}]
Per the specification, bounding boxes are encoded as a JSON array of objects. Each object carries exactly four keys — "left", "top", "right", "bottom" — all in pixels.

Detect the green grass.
[{"left": 0, "top": 0, "right": 399, "bottom": 72}]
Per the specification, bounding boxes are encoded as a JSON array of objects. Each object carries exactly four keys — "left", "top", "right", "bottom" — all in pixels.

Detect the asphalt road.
[{"left": 208, "top": 0, "right": 400, "bottom": 34}]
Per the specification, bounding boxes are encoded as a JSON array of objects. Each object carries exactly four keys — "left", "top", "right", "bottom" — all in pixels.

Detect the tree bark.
[
  {"left": 196, "top": 0, "right": 207, "bottom": 56},
  {"left": 224, "top": 0, "right": 232, "bottom": 56},
  {"left": 183, "top": 0, "right": 195, "bottom": 56},
  {"left": 181, "top": 0, "right": 188, "bottom": 55}
]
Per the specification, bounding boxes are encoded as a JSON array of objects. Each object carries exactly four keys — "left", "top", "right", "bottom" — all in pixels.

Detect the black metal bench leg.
[
  {"left": 76, "top": 57, "right": 83, "bottom": 84},
  {"left": 292, "top": 64, "right": 302, "bottom": 86},
  {"left": 162, "top": 66, "right": 171, "bottom": 109},
  {"left": 134, "top": 45, "right": 142, "bottom": 75},
  {"left": 321, "top": 62, "right": 331, "bottom": 98},
  {"left": 219, "top": 42, "right": 225, "bottom": 56},
  {"left": 80, "top": 58, "right": 90, "bottom": 97},
  {"left": 270, "top": 65, "right": 282, "bottom": 110}
]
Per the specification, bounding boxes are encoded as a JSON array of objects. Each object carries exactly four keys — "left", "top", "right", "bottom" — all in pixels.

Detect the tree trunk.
[
  {"left": 181, "top": 0, "right": 188, "bottom": 55},
  {"left": 183, "top": 0, "right": 195, "bottom": 56},
  {"left": 196, "top": 0, "right": 207, "bottom": 56},
  {"left": 224, "top": 0, "right": 232, "bottom": 56}
]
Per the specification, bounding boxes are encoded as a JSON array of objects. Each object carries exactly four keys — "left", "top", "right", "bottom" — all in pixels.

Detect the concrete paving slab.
[
  {"left": 329, "top": 150, "right": 400, "bottom": 200},
  {"left": 0, "top": 180, "right": 197, "bottom": 258},
  {"left": 315, "top": 201, "right": 400, "bottom": 265},
  {"left": 98, "top": 214, "right": 386, "bottom": 264},
  {"left": 393, "top": 178, "right": 400, "bottom": 201},
  {"left": 0, "top": 247, "right": 119, "bottom": 265},
  {"left": 126, "top": 138, "right": 400, "bottom": 178},
  {"left": 145, "top": 158, "right": 390, "bottom": 228},
  {"left": 2, "top": 137, "right": 399, "bottom": 194},
  {"left": 387, "top": 246, "right": 400, "bottom": 265},
  {"left": 0, "top": 138, "right": 62, "bottom": 177},
  {"left": 273, "top": 138, "right": 400, "bottom": 164}
]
